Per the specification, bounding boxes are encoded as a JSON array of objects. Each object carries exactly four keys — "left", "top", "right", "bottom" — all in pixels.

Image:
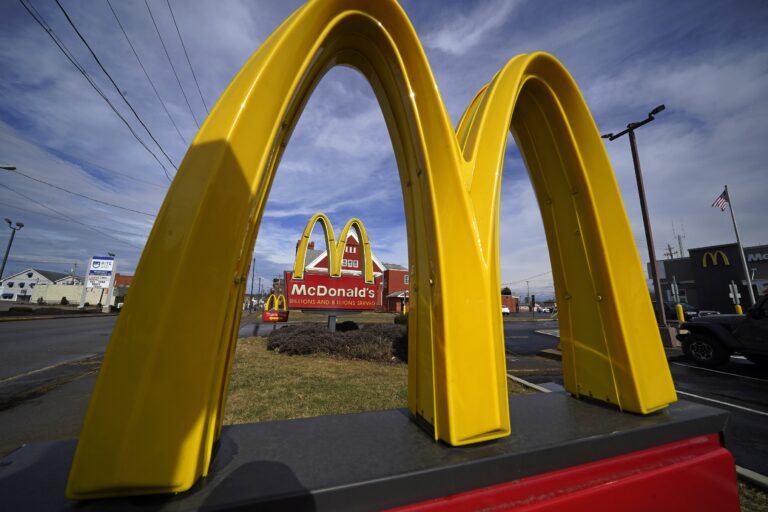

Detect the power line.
[
  {"left": 18, "top": 0, "right": 173, "bottom": 183},
  {"left": 502, "top": 270, "right": 553, "bottom": 286},
  {"left": 106, "top": 0, "right": 188, "bottom": 147},
  {"left": 145, "top": 0, "right": 200, "bottom": 128},
  {"left": 8, "top": 168, "right": 156, "bottom": 217},
  {"left": 166, "top": 0, "right": 209, "bottom": 114},
  {"left": 0, "top": 200, "right": 148, "bottom": 239},
  {"left": 53, "top": 0, "right": 178, "bottom": 179},
  {"left": 0, "top": 183, "right": 140, "bottom": 247},
  {"left": 58, "top": 152, "right": 166, "bottom": 189}
]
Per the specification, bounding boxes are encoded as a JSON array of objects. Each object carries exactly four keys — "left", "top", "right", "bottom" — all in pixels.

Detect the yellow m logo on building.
[
  {"left": 67, "top": 0, "right": 676, "bottom": 499},
  {"left": 702, "top": 250, "right": 730, "bottom": 267},
  {"left": 293, "top": 213, "right": 374, "bottom": 284}
]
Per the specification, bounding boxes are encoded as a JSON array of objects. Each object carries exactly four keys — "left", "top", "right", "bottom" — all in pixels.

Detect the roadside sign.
[{"left": 86, "top": 256, "right": 115, "bottom": 289}]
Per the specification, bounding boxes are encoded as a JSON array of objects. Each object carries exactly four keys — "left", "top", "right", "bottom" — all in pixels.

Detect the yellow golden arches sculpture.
[
  {"left": 66, "top": 0, "right": 676, "bottom": 499},
  {"left": 293, "top": 213, "right": 375, "bottom": 284}
]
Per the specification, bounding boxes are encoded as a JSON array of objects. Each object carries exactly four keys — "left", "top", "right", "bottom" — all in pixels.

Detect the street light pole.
[
  {"left": 1, "top": 218, "right": 24, "bottom": 281},
  {"left": 602, "top": 105, "right": 668, "bottom": 327}
]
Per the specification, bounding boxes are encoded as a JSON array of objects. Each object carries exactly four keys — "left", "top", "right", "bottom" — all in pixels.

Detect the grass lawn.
[{"left": 223, "top": 336, "right": 532, "bottom": 424}]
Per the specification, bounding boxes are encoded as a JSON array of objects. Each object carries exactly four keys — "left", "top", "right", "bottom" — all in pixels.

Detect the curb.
[
  {"left": 507, "top": 373, "right": 551, "bottom": 393},
  {"left": 538, "top": 348, "right": 563, "bottom": 361},
  {"left": 736, "top": 465, "right": 768, "bottom": 493},
  {"left": 0, "top": 313, "right": 119, "bottom": 323}
]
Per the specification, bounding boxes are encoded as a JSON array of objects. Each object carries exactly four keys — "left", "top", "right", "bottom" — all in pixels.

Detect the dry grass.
[
  {"left": 739, "top": 481, "right": 768, "bottom": 512},
  {"left": 224, "top": 336, "right": 532, "bottom": 424}
]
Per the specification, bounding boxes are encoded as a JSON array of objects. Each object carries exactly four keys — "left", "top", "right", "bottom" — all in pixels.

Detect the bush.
[
  {"left": 36, "top": 297, "right": 45, "bottom": 305},
  {"left": 267, "top": 323, "right": 408, "bottom": 363},
  {"left": 336, "top": 320, "right": 359, "bottom": 332},
  {"left": 60, "top": 296, "right": 69, "bottom": 305},
  {"left": 394, "top": 312, "right": 408, "bottom": 325}
]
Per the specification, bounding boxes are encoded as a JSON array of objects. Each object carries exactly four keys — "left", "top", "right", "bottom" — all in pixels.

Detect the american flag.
[{"left": 711, "top": 189, "right": 729, "bottom": 211}]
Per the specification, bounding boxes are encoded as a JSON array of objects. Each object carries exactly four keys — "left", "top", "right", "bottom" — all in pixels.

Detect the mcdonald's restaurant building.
[{"left": 656, "top": 243, "right": 768, "bottom": 312}]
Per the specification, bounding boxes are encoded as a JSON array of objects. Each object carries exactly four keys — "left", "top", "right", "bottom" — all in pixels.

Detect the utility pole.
[
  {"left": 673, "top": 221, "right": 686, "bottom": 259},
  {"left": 249, "top": 257, "right": 255, "bottom": 312},
  {"left": 664, "top": 243, "right": 677, "bottom": 260},
  {"left": 1, "top": 218, "right": 24, "bottom": 281},
  {"left": 602, "top": 104, "right": 668, "bottom": 327}
]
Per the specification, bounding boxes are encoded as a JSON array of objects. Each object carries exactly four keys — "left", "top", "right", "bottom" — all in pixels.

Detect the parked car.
[
  {"left": 501, "top": 305, "right": 510, "bottom": 315},
  {"left": 676, "top": 294, "right": 768, "bottom": 367}
]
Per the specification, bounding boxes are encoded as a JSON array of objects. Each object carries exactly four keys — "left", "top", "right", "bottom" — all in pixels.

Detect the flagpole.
[{"left": 725, "top": 185, "right": 756, "bottom": 306}]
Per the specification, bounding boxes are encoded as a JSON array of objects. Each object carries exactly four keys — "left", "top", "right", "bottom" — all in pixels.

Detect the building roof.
[
  {"left": 383, "top": 263, "right": 407, "bottom": 271},
  {"left": 34, "top": 269, "right": 71, "bottom": 282},
  {"left": 1, "top": 268, "right": 71, "bottom": 284}
]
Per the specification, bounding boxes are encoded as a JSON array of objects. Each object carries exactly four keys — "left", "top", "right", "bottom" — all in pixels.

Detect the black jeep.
[{"left": 676, "top": 295, "right": 768, "bottom": 367}]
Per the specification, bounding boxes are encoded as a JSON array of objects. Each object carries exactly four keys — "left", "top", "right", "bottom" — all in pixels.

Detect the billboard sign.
[
  {"left": 285, "top": 271, "right": 382, "bottom": 310},
  {"left": 86, "top": 256, "right": 115, "bottom": 289}
]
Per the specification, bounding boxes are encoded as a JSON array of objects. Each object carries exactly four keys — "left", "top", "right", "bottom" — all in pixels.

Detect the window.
[
  {"left": 26, "top": 272, "right": 33, "bottom": 278},
  {"left": 6, "top": 282, "right": 13, "bottom": 288},
  {"left": 29, "top": 283, "right": 35, "bottom": 288},
  {"left": 19, "top": 283, "right": 25, "bottom": 289},
  {"left": 404, "top": 274, "right": 409, "bottom": 284},
  {"left": 2, "top": 293, "right": 13, "bottom": 299}
]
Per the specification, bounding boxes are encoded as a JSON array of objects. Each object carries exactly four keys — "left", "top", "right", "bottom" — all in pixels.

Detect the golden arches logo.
[
  {"left": 67, "top": 0, "right": 676, "bottom": 499},
  {"left": 264, "top": 293, "right": 287, "bottom": 311},
  {"left": 702, "top": 250, "right": 730, "bottom": 268},
  {"left": 293, "top": 213, "right": 374, "bottom": 284}
]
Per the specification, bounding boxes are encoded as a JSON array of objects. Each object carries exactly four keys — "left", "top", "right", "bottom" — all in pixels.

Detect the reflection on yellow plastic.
[
  {"left": 293, "top": 213, "right": 374, "bottom": 284},
  {"left": 66, "top": 0, "right": 676, "bottom": 499},
  {"left": 264, "top": 294, "right": 287, "bottom": 311}
]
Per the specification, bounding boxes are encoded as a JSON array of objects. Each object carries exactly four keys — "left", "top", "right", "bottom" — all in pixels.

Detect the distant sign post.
[{"left": 79, "top": 256, "right": 116, "bottom": 311}]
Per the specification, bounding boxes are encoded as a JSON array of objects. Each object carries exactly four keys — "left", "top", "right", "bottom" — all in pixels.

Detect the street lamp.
[
  {"left": 1, "top": 218, "right": 25, "bottom": 281},
  {"left": 602, "top": 104, "right": 668, "bottom": 326}
]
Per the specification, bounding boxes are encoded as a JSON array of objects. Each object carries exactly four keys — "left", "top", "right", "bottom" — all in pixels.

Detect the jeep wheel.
[{"left": 682, "top": 335, "right": 730, "bottom": 368}]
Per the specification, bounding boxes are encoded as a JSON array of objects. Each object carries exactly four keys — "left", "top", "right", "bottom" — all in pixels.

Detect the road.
[
  {"left": 0, "top": 316, "right": 116, "bottom": 381},
  {"left": 3, "top": 316, "right": 766, "bottom": 477},
  {"left": 668, "top": 356, "right": 768, "bottom": 475},
  {"left": 503, "top": 321, "right": 768, "bottom": 476}
]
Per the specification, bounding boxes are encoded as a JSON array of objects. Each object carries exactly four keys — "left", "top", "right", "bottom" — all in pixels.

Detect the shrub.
[
  {"left": 36, "top": 297, "right": 45, "bottom": 305},
  {"left": 60, "top": 296, "right": 69, "bottom": 305},
  {"left": 394, "top": 312, "right": 408, "bottom": 325},
  {"left": 336, "top": 320, "right": 359, "bottom": 332},
  {"left": 267, "top": 323, "right": 407, "bottom": 363}
]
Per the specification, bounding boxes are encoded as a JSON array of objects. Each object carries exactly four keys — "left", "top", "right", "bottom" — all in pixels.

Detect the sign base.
[{"left": 0, "top": 393, "right": 738, "bottom": 510}]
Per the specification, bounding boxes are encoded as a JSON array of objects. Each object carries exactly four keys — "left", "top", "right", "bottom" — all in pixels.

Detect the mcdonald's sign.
[
  {"left": 702, "top": 250, "right": 730, "bottom": 268},
  {"left": 262, "top": 293, "right": 289, "bottom": 322},
  {"left": 287, "top": 214, "right": 383, "bottom": 311},
  {"left": 66, "top": 0, "right": 676, "bottom": 499}
]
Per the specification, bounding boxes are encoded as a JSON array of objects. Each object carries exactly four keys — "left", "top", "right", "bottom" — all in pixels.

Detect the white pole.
[
  {"left": 103, "top": 258, "right": 117, "bottom": 313},
  {"left": 79, "top": 257, "right": 92, "bottom": 308},
  {"left": 725, "top": 185, "right": 756, "bottom": 305}
]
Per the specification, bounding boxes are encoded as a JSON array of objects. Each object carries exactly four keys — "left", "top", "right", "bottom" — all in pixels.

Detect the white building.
[{"left": 0, "top": 268, "right": 80, "bottom": 302}]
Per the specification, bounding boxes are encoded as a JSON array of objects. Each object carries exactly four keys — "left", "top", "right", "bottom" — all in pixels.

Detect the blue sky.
[{"left": 1, "top": 0, "right": 766, "bottom": 299}]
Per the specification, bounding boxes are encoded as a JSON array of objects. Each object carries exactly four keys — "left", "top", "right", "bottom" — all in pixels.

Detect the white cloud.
[{"left": 423, "top": 0, "right": 524, "bottom": 55}]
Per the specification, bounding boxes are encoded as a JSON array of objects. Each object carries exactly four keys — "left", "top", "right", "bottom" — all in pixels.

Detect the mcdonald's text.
[{"left": 285, "top": 271, "right": 382, "bottom": 310}]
